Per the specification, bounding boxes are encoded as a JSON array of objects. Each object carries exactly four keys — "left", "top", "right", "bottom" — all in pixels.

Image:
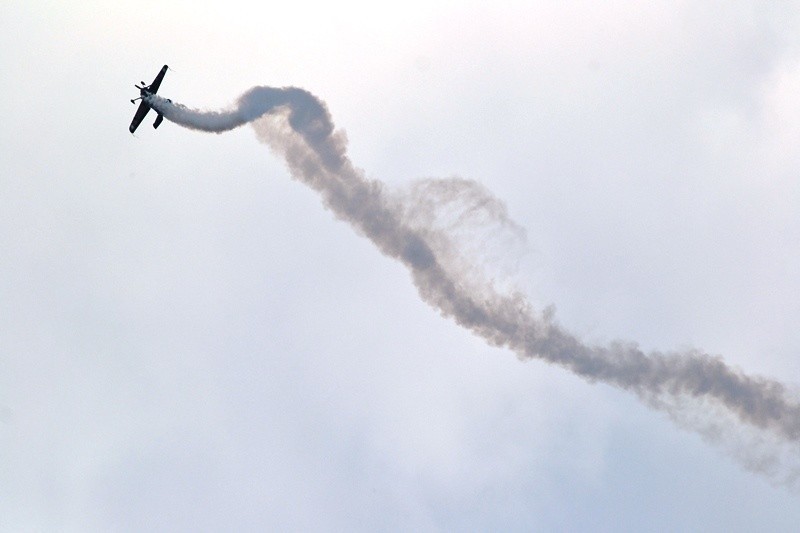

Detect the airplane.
[{"left": 129, "top": 65, "right": 170, "bottom": 134}]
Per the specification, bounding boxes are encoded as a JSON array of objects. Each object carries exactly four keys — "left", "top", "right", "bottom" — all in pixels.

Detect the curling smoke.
[{"left": 148, "top": 89, "right": 800, "bottom": 487}]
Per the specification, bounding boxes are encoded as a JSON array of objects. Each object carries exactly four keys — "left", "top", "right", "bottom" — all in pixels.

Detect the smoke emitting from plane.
[{"left": 147, "top": 89, "right": 800, "bottom": 488}]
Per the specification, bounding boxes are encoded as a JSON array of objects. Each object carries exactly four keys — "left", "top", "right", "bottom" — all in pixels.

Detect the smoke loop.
[{"left": 149, "top": 88, "right": 800, "bottom": 488}]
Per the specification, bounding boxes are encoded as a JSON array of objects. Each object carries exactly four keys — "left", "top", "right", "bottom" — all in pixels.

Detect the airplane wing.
[
  {"left": 147, "top": 65, "right": 169, "bottom": 94},
  {"left": 129, "top": 101, "right": 151, "bottom": 134}
]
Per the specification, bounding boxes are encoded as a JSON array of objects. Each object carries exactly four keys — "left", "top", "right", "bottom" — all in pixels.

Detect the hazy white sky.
[{"left": 2, "top": 1, "right": 800, "bottom": 530}]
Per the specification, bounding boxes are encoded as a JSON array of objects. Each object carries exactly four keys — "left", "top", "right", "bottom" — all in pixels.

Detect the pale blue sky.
[{"left": 2, "top": 1, "right": 800, "bottom": 530}]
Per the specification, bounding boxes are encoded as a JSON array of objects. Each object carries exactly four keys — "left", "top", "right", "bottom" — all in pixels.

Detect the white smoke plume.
[{"left": 147, "top": 89, "right": 800, "bottom": 488}]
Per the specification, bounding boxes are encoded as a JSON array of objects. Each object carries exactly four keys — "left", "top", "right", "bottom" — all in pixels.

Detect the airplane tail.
[{"left": 153, "top": 113, "right": 164, "bottom": 129}]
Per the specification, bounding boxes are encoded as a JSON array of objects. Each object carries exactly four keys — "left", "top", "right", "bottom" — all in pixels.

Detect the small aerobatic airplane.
[{"left": 129, "top": 65, "right": 170, "bottom": 134}]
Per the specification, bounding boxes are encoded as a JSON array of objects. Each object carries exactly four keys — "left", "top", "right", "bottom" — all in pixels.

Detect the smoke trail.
[{"left": 148, "top": 90, "right": 800, "bottom": 487}]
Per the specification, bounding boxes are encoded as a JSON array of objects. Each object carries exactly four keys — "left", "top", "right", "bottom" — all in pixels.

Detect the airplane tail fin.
[{"left": 153, "top": 113, "right": 164, "bottom": 129}]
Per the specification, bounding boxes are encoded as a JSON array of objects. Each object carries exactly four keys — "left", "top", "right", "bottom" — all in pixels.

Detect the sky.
[{"left": 2, "top": 1, "right": 800, "bottom": 531}]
